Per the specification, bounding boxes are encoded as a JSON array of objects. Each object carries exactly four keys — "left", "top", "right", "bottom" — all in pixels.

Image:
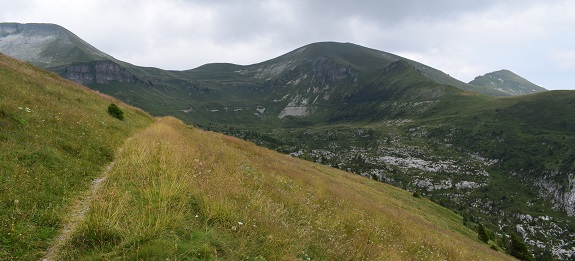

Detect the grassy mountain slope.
[
  {"left": 470, "top": 69, "right": 547, "bottom": 95},
  {"left": 0, "top": 53, "right": 153, "bottom": 259},
  {"left": 212, "top": 86, "right": 575, "bottom": 259},
  {"left": 57, "top": 117, "right": 512, "bottom": 260},
  {"left": 0, "top": 53, "right": 513, "bottom": 260}
]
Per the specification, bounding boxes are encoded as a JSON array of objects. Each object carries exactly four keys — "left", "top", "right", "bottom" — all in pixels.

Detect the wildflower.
[{"left": 238, "top": 221, "right": 243, "bottom": 225}]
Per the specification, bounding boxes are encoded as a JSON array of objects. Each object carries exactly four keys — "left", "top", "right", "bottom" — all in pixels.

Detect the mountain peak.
[
  {"left": 469, "top": 69, "right": 547, "bottom": 95},
  {"left": 0, "top": 22, "right": 111, "bottom": 67}
]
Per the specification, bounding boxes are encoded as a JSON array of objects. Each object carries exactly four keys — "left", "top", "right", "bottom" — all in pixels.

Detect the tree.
[
  {"left": 107, "top": 103, "right": 124, "bottom": 120},
  {"left": 477, "top": 223, "right": 489, "bottom": 243},
  {"left": 509, "top": 233, "right": 534, "bottom": 261}
]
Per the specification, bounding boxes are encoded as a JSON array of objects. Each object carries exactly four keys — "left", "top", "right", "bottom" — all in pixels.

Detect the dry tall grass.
[{"left": 59, "top": 117, "right": 513, "bottom": 260}]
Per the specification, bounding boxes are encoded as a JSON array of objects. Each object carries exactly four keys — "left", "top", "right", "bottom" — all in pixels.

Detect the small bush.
[
  {"left": 107, "top": 103, "right": 124, "bottom": 120},
  {"left": 412, "top": 191, "right": 421, "bottom": 198},
  {"left": 509, "top": 233, "right": 534, "bottom": 261},
  {"left": 477, "top": 223, "right": 489, "bottom": 243}
]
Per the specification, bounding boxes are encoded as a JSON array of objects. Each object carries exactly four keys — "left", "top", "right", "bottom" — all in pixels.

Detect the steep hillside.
[
  {"left": 224, "top": 88, "right": 575, "bottom": 256},
  {"left": 55, "top": 117, "right": 513, "bottom": 260},
  {"left": 0, "top": 53, "right": 153, "bottom": 259},
  {"left": 218, "top": 88, "right": 575, "bottom": 259},
  {"left": 0, "top": 53, "right": 513, "bottom": 260},
  {"left": 470, "top": 69, "right": 547, "bottom": 95}
]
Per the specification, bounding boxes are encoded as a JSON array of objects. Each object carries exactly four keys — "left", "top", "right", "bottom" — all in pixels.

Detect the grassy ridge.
[
  {"left": 0, "top": 53, "right": 153, "bottom": 259},
  {"left": 59, "top": 117, "right": 513, "bottom": 260}
]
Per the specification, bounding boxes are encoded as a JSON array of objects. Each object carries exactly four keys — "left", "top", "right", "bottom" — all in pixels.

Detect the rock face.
[
  {"left": 56, "top": 61, "right": 136, "bottom": 85},
  {"left": 536, "top": 172, "right": 575, "bottom": 216},
  {"left": 0, "top": 23, "right": 63, "bottom": 65}
]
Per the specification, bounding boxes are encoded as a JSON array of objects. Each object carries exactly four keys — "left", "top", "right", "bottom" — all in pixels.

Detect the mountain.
[
  {"left": 2, "top": 22, "right": 574, "bottom": 259},
  {"left": 470, "top": 69, "right": 547, "bottom": 95},
  {"left": 0, "top": 23, "right": 112, "bottom": 67},
  {"left": 0, "top": 23, "right": 516, "bottom": 123},
  {"left": 0, "top": 53, "right": 513, "bottom": 260},
  {"left": 0, "top": 22, "right": 143, "bottom": 87}
]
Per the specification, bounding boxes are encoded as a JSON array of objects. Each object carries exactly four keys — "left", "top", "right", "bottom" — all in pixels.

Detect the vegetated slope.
[
  {"left": 56, "top": 117, "right": 513, "bottom": 260},
  {"left": 0, "top": 53, "right": 153, "bottom": 260},
  {"left": 470, "top": 69, "right": 547, "bottom": 95},
  {"left": 201, "top": 77, "right": 575, "bottom": 258}
]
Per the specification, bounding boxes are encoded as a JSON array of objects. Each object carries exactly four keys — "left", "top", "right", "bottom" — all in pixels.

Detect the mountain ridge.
[{"left": 1, "top": 23, "right": 517, "bottom": 96}]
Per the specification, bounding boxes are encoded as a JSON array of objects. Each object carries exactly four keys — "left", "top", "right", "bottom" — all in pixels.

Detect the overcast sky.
[{"left": 1, "top": 0, "right": 574, "bottom": 89}]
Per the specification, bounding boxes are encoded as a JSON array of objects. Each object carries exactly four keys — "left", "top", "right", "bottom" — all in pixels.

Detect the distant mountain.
[
  {"left": 470, "top": 69, "right": 547, "bottom": 95},
  {"left": 0, "top": 23, "right": 112, "bottom": 66},
  {"left": 0, "top": 23, "right": 510, "bottom": 96},
  {"left": 0, "top": 23, "right": 146, "bottom": 87}
]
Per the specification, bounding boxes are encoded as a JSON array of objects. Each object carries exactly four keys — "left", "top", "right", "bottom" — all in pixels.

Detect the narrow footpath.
[{"left": 42, "top": 146, "right": 125, "bottom": 261}]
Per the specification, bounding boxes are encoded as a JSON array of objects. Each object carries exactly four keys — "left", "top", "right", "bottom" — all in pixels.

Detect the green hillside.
[
  {"left": 0, "top": 53, "right": 153, "bottom": 259},
  {"left": 0, "top": 52, "right": 514, "bottom": 259}
]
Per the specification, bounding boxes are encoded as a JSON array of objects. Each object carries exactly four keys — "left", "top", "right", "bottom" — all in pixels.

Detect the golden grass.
[{"left": 58, "top": 116, "right": 514, "bottom": 260}]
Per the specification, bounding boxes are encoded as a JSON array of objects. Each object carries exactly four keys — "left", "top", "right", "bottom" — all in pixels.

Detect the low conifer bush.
[{"left": 108, "top": 103, "right": 124, "bottom": 120}]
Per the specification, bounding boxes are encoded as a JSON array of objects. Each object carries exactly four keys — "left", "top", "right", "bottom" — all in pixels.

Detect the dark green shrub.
[
  {"left": 107, "top": 103, "right": 124, "bottom": 120},
  {"left": 509, "top": 233, "right": 534, "bottom": 261},
  {"left": 412, "top": 191, "right": 421, "bottom": 198},
  {"left": 477, "top": 223, "right": 489, "bottom": 243}
]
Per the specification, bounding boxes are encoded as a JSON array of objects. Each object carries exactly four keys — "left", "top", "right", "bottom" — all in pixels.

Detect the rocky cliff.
[{"left": 55, "top": 60, "right": 137, "bottom": 85}]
